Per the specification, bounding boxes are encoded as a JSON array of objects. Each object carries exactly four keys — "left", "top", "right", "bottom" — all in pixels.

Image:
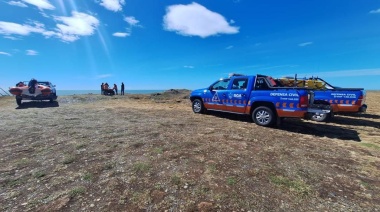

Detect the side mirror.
[{"left": 209, "top": 86, "right": 213, "bottom": 91}]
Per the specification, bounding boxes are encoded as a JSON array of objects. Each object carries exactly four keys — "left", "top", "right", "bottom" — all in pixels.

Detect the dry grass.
[{"left": 0, "top": 90, "right": 379, "bottom": 211}]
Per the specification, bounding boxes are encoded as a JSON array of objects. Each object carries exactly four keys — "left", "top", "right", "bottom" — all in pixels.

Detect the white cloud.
[
  {"left": 0, "top": 12, "right": 98, "bottom": 42},
  {"left": 0, "top": 21, "right": 46, "bottom": 36},
  {"left": 124, "top": 16, "right": 139, "bottom": 26},
  {"left": 54, "top": 11, "right": 99, "bottom": 42},
  {"left": 8, "top": 1, "right": 28, "bottom": 7},
  {"left": 95, "top": 74, "right": 112, "bottom": 79},
  {"left": 298, "top": 42, "right": 313, "bottom": 47},
  {"left": 369, "top": 8, "right": 380, "bottom": 14},
  {"left": 99, "top": 0, "right": 125, "bottom": 12},
  {"left": 26, "top": 49, "right": 38, "bottom": 55},
  {"left": 226, "top": 45, "right": 234, "bottom": 49},
  {"left": 0, "top": 52, "right": 12, "bottom": 56},
  {"left": 163, "top": 2, "right": 239, "bottom": 38},
  {"left": 184, "top": 65, "right": 194, "bottom": 69},
  {"left": 113, "top": 32, "right": 130, "bottom": 37},
  {"left": 22, "top": 0, "right": 55, "bottom": 10}
]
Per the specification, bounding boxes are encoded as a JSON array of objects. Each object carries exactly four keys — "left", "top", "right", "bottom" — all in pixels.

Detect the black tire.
[
  {"left": 252, "top": 106, "right": 275, "bottom": 127},
  {"left": 16, "top": 98, "right": 22, "bottom": 106},
  {"left": 309, "top": 113, "right": 331, "bottom": 122},
  {"left": 192, "top": 99, "right": 206, "bottom": 114}
]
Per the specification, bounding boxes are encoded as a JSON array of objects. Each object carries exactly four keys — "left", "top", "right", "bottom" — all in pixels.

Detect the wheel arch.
[{"left": 250, "top": 101, "right": 278, "bottom": 117}]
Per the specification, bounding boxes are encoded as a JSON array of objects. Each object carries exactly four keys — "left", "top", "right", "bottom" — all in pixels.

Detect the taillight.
[
  {"left": 356, "top": 95, "right": 363, "bottom": 105},
  {"left": 300, "top": 95, "right": 308, "bottom": 108}
]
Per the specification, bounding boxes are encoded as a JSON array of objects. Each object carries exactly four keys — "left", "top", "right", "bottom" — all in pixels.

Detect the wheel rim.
[
  {"left": 312, "top": 113, "right": 326, "bottom": 121},
  {"left": 193, "top": 101, "right": 202, "bottom": 112},
  {"left": 256, "top": 110, "right": 271, "bottom": 125}
]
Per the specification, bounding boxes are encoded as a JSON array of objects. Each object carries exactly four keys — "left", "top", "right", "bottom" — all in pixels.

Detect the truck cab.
[{"left": 190, "top": 74, "right": 330, "bottom": 127}]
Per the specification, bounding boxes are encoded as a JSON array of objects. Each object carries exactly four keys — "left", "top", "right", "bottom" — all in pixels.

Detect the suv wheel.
[
  {"left": 252, "top": 106, "right": 275, "bottom": 127},
  {"left": 192, "top": 99, "right": 206, "bottom": 114},
  {"left": 16, "top": 97, "right": 22, "bottom": 106}
]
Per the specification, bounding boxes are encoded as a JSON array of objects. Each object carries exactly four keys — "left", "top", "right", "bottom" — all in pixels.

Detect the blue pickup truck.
[
  {"left": 190, "top": 74, "right": 331, "bottom": 126},
  {"left": 277, "top": 77, "right": 367, "bottom": 122}
]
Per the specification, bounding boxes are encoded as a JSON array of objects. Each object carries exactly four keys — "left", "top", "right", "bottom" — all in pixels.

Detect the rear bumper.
[{"left": 307, "top": 104, "right": 331, "bottom": 114}]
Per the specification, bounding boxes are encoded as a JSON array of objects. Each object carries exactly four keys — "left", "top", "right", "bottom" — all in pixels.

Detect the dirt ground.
[{"left": 0, "top": 90, "right": 379, "bottom": 211}]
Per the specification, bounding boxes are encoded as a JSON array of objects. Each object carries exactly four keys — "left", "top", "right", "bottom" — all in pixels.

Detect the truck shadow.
[
  {"left": 205, "top": 111, "right": 361, "bottom": 142},
  {"left": 278, "top": 119, "right": 361, "bottom": 142},
  {"left": 331, "top": 116, "right": 380, "bottom": 129},
  {"left": 16, "top": 101, "right": 59, "bottom": 109},
  {"left": 336, "top": 113, "right": 380, "bottom": 119}
]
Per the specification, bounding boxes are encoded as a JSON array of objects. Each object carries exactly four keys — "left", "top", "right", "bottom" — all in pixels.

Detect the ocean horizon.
[{"left": 57, "top": 90, "right": 165, "bottom": 96}]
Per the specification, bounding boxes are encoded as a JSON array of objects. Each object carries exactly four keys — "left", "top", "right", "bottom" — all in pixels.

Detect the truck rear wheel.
[
  {"left": 309, "top": 113, "right": 331, "bottom": 122},
  {"left": 192, "top": 99, "right": 206, "bottom": 114},
  {"left": 252, "top": 106, "right": 275, "bottom": 127}
]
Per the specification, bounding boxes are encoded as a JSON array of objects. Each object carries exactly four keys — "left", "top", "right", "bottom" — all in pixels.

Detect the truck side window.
[
  {"left": 211, "top": 79, "right": 230, "bottom": 90},
  {"left": 232, "top": 78, "right": 248, "bottom": 90},
  {"left": 255, "top": 78, "right": 269, "bottom": 90}
]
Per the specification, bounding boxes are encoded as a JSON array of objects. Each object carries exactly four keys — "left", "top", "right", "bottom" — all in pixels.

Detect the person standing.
[
  {"left": 101, "top": 83, "right": 104, "bottom": 95},
  {"left": 113, "top": 83, "right": 118, "bottom": 95},
  {"left": 121, "top": 82, "right": 125, "bottom": 95}
]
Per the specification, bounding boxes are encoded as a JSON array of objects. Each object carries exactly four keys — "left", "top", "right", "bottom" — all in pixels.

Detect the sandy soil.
[{"left": 0, "top": 90, "right": 379, "bottom": 211}]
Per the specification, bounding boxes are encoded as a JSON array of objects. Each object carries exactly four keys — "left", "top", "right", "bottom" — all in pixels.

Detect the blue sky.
[{"left": 1, "top": 0, "right": 380, "bottom": 90}]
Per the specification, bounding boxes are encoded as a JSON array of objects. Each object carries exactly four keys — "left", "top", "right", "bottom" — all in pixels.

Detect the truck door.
[
  {"left": 203, "top": 79, "right": 230, "bottom": 111},
  {"left": 224, "top": 77, "right": 250, "bottom": 113}
]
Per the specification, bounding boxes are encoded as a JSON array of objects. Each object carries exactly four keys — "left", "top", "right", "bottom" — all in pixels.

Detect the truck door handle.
[{"left": 242, "top": 94, "right": 246, "bottom": 97}]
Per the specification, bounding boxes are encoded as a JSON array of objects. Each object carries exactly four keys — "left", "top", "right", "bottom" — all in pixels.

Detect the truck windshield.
[{"left": 211, "top": 79, "right": 230, "bottom": 90}]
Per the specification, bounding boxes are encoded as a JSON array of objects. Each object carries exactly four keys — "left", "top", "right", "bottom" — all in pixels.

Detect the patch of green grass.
[
  {"left": 269, "top": 175, "right": 311, "bottom": 197},
  {"left": 359, "top": 143, "right": 380, "bottom": 150},
  {"left": 7, "top": 178, "right": 24, "bottom": 187},
  {"left": 69, "top": 187, "right": 85, "bottom": 198},
  {"left": 16, "top": 158, "right": 30, "bottom": 167},
  {"left": 360, "top": 180, "right": 371, "bottom": 189},
  {"left": 103, "top": 161, "right": 114, "bottom": 170},
  {"left": 171, "top": 175, "right": 181, "bottom": 185},
  {"left": 207, "top": 164, "right": 217, "bottom": 173},
  {"left": 153, "top": 147, "right": 163, "bottom": 154},
  {"left": 63, "top": 155, "right": 76, "bottom": 164},
  {"left": 76, "top": 143, "right": 86, "bottom": 149},
  {"left": 33, "top": 171, "right": 46, "bottom": 179},
  {"left": 83, "top": 172, "right": 93, "bottom": 181},
  {"left": 132, "top": 162, "right": 151, "bottom": 173},
  {"left": 227, "top": 177, "right": 237, "bottom": 186}
]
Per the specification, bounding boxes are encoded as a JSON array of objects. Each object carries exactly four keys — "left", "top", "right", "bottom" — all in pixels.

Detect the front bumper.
[{"left": 17, "top": 93, "right": 57, "bottom": 101}]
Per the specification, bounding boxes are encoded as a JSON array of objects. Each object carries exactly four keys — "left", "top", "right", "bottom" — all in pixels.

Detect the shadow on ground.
[
  {"left": 205, "top": 111, "right": 361, "bottom": 142},
  {"left": 337, "top": 113, "right": 380, "bottom": 120},
  {"left": 332, "top": 116, "right": 380, "bottom": 129},
  {"left": 16, "top": 101, "right": 59, "bottom": 109}
]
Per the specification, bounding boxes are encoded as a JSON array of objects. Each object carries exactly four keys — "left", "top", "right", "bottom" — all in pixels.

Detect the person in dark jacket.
[{"left": 121, "top": 82, "right": 125, "bottom": 95}]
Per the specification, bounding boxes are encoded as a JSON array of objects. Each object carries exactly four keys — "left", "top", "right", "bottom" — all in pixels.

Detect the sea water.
[{"left": 57, "top": 90, "right": 165, "bottom": 96}]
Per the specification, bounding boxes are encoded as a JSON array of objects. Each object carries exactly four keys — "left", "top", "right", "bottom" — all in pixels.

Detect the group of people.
[{"left": 101, "top": 82, "right": 125, "bottom": 95}]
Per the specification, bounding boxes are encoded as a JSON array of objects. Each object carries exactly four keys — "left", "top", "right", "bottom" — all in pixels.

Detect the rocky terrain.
[{"left": 0, "top": 90, "right": 379, "bottom": 211}]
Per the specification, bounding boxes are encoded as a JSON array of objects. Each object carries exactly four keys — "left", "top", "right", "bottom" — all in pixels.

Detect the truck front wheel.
[
  {"left": 252, "top": 106, "right": 275, "bottom": 127},
  {"left": 16, "top": 98, "right": 22, "bottom": 106},
  {"left": 192, "top": 99, "right": 206, "bottom": 114}
]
